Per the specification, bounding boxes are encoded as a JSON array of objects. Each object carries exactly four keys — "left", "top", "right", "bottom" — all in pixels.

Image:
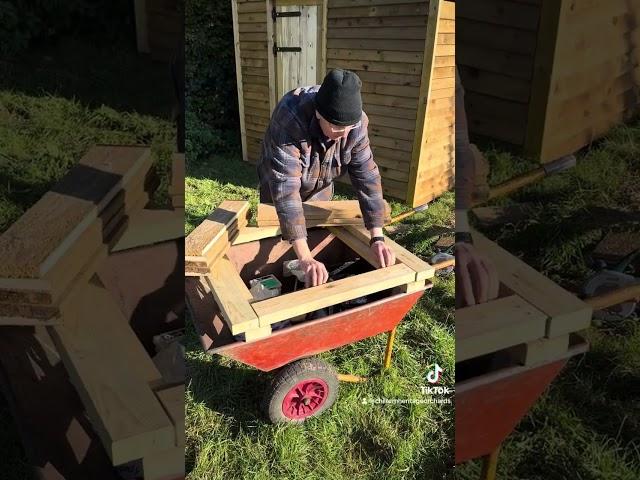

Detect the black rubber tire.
[{"left": 263, "top": 358, "right": 339, "bottom": 424}]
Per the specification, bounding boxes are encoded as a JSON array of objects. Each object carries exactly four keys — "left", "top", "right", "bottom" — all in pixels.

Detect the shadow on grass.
[
  {"left": 186, "top": 354, "right": 271, "bottom": 431},
  {"left": 0, "top": 35, "right": 175, "bottom": 118}
]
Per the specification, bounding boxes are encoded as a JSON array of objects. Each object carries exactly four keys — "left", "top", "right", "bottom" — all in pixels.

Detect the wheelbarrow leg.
[
  {"left": 383, "top": 326, "right": 397, "bottom": 370},
  {"left": 480, "top": 444, "right": 500, "bottom": 480}
]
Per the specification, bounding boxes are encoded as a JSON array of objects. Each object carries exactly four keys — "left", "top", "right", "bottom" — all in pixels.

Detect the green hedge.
[
  {"left": 185, "top": 0, "right": 241, "bottom": 163},
  {"left": 0, "top": 0, "right": 132, "bottom": 56}
]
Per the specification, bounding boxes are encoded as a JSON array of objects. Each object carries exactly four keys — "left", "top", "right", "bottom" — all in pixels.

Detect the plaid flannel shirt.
[{"left": 257, "top": 85, "right": 386, "bottom": 241}]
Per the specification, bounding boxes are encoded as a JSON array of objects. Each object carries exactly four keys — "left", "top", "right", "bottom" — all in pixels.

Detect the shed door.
[{"left": 273, "top": 3, "right": 321, "bottom": 101}]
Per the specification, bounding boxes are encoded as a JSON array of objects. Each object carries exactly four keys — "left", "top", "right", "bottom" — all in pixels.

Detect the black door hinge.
[
  {"left": 272, "top": 6, "right": 302, "bottom": 21},
  {"left": 273, "top": 43, "right": 302, "bottom": 56}
]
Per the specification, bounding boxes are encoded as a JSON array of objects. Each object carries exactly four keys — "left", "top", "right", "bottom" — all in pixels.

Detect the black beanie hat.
[{"left": 314, "top": 69, "right": 363, "bottom": 126}]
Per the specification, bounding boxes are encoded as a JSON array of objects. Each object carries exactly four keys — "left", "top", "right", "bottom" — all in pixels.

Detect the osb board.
[{"left": 0, "top": 146, "right": 152, "bottom": 279}]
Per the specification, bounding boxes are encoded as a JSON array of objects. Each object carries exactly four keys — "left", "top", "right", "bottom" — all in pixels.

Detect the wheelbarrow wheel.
[{"left": 263, "top": 358, "right": 339, "bottom": 423}]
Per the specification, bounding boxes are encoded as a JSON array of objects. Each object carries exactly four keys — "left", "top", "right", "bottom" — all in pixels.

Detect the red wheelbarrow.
[
  {"left": 455, "top": 231, "right": 594, "bottom": 479},
  {"left": 185, "top": 229, "right": 434, "bottom": 423}
]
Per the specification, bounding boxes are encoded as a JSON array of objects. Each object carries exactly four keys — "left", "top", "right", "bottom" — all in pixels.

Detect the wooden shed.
[
  {"left": 231, "top": 0, "right": 456, "bottom": 206},
  {"left": 457, "top": 0, "right": 640, "bottom": 163}
]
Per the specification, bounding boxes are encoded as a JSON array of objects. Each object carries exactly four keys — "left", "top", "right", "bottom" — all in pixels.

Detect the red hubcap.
[{"left": 282, "top": 378, "right": 329, "bottom": 419}]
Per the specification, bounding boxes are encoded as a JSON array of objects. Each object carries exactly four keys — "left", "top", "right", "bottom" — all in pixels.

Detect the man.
[
  {"left": 257, "top": 69, "right": 396, "bottom": 287},
  {"left": 455, "top": 68, "right": 500, "bottom": 307}
]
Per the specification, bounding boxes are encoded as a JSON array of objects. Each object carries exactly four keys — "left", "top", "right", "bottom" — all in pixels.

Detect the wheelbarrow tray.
[
  {"left": 187, "top": 276, "right": 424, "bottom": 372},
  {"left": 186, "top": 229, "right": 428, "bottom": 372},
  {"left": 455, "top": 333, "right": 588, "bottom": 463}
]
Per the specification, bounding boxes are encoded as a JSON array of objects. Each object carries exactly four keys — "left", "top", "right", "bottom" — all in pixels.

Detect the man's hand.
[
  {"left": 298, "top": 258, "right": 329, "bottom": 287},
  {"left": 371, "top": 240, "right": 396, "bottom": 268},
  {"left": 455, "top": 242, "right": 500, "bottom": 307}
]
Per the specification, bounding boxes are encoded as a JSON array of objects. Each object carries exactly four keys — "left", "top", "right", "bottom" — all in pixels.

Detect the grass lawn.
[
  {"left": 456, "top": 121, "right": 640, "bottom": 479},
  {"left": 0, "top": 34, "right": 176, "bottom": 477},
  {"left": 185, "top": 156, "right": 456, "bottom": 479}
]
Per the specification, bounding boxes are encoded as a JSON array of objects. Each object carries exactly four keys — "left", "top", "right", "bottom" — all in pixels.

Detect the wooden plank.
[
  {"left": 155, "top": 385, "right": 185, "bottom": 447},
  {"left": 327, "top": 37, "right": 425, "bottom": 52},
  {"left": 0, "top": 146, "right": 151, "bottom": 307},
  {"left": 367, "top": 113, "right": 415, "bottom": 130},
  {"left": 369, "top": 123, "right": 416, "bottom": 141},
  {"left": 360, "top": 81, "right": 420, "bottom": 98},
  {"left": 517, "top": 334, "right": 570, "bottom": 367},
  {"left": 252, "top": 263, "right": 416, "bottom": 326},
  {"left": 457, "top": 44, "right": 534, "bottom": 80},
  {"left": 51, "top": 277, "right": 172, "bottom": 465},
  {"left": 206, "top": 256, "right": 259, "bottom": 335},
  {"left": 327, "top": 58, "right": 422, "bottom": 75},
  {"left": 327, "top": 15, "right": 427, "bottom": 28},
  {"left": 456, "top": 0, "right": 540, "bottom": 30},
  {"left": 0, "top": 146, "right": 151, "bottom": 279},
  {"left": 327, "top": 26, "right": 427, "bottom": 40},
  {"left": 111, "top": 209, "right": 184, "bottom": 252},
  {"left": 243, "top": 325, "right": 273, "bottom": 342},
  {"left": 328, "top": 2, "right": 429, "bottom": 19},
  {"left": 239, "top": 21, "right": 267, "bottom": 33},
  {"left": 327, "top": 226, "right": 379, "bottom": 267},
  {"left": 185, "top": 200, "right": 249, "bottom": 258},
  {"left": 365, "top": 103, "right": 418, "bottom": 120},
  {"left": 329, "top": 0, "right": 430, "bottom": 7},
  {"left": 238, "top": 12, "right": 267, "bottom": 23},
  {"left": 456, "top": 18, "right": 538, "bottom": 55},
  {"left": 456, "top": 295, "right": 548, "bottom": 362},
  {"left": 328, "top": 48, "right": 423, "bottom": 64},
  {"left": 233, "top": 226, "right": 282, "bottom": 245},
  {"left": 458, "top": 66, "right": 532, "bottom": 103},
  {"left": 237, "top": 1, "right": 265, "bottom": 13},
  {"left": 362, "top": 92, "right": 420, "bottom": 109},
  {"left": 328, "top": 67, "right": 421, "bottom": 86},
  {"left": 347, "top": 225, "right": 435, "bottom": 281},
  {"left": 257, "top": 200, "right": 391, "bottom": 226},
  {"left": 370, "top": 134, "right": 414, "bottom": 152},
  {"left": 472, "top": 230, "right": 593, "bottom": 337}
]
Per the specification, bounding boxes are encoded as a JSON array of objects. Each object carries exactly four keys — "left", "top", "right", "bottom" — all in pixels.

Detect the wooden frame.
[
  {"left": 203, "top": 216, "right": 434, "bottom": 341},
  {"left": 456, "top": 230, "right": 592, "bottom": 365}
]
